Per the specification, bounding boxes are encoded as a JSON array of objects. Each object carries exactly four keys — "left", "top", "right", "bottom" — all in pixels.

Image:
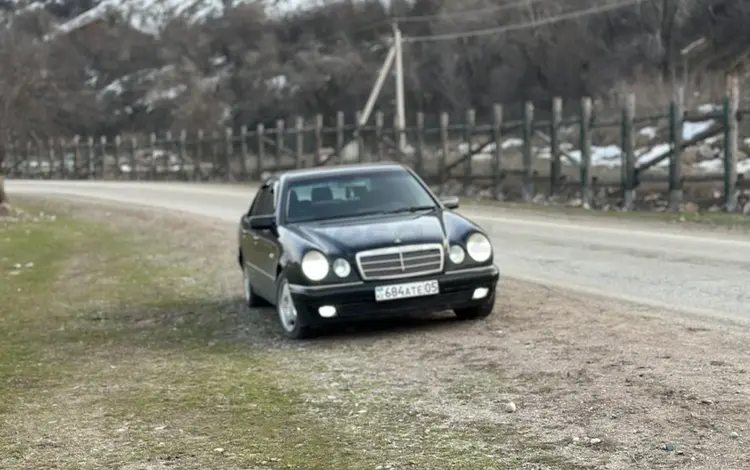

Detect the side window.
[{"left": 250, "top": 186, "right": 273, "bottom": 216}]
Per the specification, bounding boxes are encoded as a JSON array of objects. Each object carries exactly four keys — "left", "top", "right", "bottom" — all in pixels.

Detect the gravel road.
[{"left": 7, "top": 179, "right": 750, "bottom": 323}]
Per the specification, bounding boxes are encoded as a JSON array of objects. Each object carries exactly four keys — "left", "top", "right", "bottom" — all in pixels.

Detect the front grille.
[{"left": 355, "top": 243, "right": 444, "bottom": 281}]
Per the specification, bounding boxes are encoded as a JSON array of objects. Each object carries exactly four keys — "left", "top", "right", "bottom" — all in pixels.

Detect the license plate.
[{"left": 374, "top": 280, "right": 439, "bottom": 302}]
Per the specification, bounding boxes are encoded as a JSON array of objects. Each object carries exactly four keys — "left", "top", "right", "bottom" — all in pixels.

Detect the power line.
[
  {"left": 402, "top": 0, "right": 643, "bottom": 43},
  {"left": 392, "top": 0, "right": 554, "bottom": 24}
]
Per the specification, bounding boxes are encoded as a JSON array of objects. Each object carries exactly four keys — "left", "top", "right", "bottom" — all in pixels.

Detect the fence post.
[
  {"left": 129, "top": 136, "right": 137, "bottom": 181},
  {"left": 178, "top": 130, "right": 187, "bottom": 181},
  {"left": 29, "top": 140, "right": 36, "bottom": 179},
  {"left": 239, "top": 125, "right": 248, "bottom": 178},
  {"left": 72, "top": 135, "right": 80, "bottom": 179},
  {"left": 85, "top": 137, "right": 94, "bottom": 179},
  {"left": 113, "top": 135, "right": 121, "bottom": 179},
  {"left": 57, "top": 138, "right": 66, "bottom": 179},
  {"left": 463, "top": 109, "right": 475, "bottom": 195},
  {"left": 14, "top": 139, "right": 20, "bottom": 179},
  {"left": 149, "top": 133, "right": 157, "bottom": 180},
  {"left": 392, "top": 113, "right": 400, "bottom": 160},
  {"left": 668, "top": 86, "right": 684, "bottom": 211},
  {"left": 579, "top": 98, "right": 593, "bottom": 207},
  {"left": 492, "top": 104, "right": 503, "bottom": 200},
  {"left": 623, "top": 94, "right": 636, "bottom": 210},
  {"left": 336, "top": 111, "right": 344, "bottom": 161},
  {"left": 355, "top": 111, "right": 365, "bottom": 163},
  {"left": 24, "top": 139, "right": 33, "bottom": 178},
  {"left": 550, "top": 97, "right": 562, "bottom": 196},
  {"left": 275, "top": 119, "right": 284, "bottom": 170},
  {"left": 98, "top": 136, "right": 107, "bottom": 179},
  {"left": 295, "top": 117, "right": 304, "bottom": 168},
  {"left": 8, "top": 139, "right": 16, "bottom": 179},
  {"left": 257, "top": 123, "right": 265, "bottom": 179},
  {"left": 47, "top": 138, "right": 54, "bottom": 180},
  {"left": 392, "top": 113, "right": 399, "bottom": 160},
  {"left": 314, "top": 114, "right": 323, "bottom": 165},
  {"left": 724, "top": 76, "right": 739, "bottom": 212},
  {"left": 195, "top": 130, "right": 204, "bottom": 181},
  {"left": 522, "top": 101, "right": 534, "bottom": 202},
  {"left": 211, "top": 131, "right": 220, "bottom": 180},
  {"left": 166, "top": 131, "right": 174, "bottom": 181},
  {"left": 374, "top": 111, "right": 384, "bottom": 162},
  {"left": 415, "top": 111, "right": 425, "bottom": 176},
  {"left": 225, "top": 128, "right": 234, "bottom": 181},
  {"left": 169, "top": 131, "right": 177, "bottom": 180},
  {"left": 439, "top": 112, "right": 449, "bottom": 195}
]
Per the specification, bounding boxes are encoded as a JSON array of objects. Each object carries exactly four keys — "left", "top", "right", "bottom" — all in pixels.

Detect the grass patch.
[
  {"left": 460, "top": 198, "right": 750, "bottom": 229},
  {"left": 0, "top": 207, "right": 392, "bottom": 469}
]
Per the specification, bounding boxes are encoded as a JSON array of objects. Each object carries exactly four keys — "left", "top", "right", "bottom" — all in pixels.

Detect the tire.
[
  {"left": 275, "top": 274, "right": 316, "bottom": 340},
  {"left": 242, "top": 263, "right": 267, "bottom": 308},
  {"left": 454, "top": 290, "right": 496, "bottom": 320}
]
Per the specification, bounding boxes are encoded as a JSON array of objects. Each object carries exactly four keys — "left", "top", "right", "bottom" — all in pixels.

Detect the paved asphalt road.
[{"left": 7, "top": 180, "right": 750, "bottom": 323}]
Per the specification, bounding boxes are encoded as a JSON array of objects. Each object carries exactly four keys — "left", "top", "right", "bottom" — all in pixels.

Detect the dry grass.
[{"left": 2, "top": 197, "right": 750, "bottom": 469}]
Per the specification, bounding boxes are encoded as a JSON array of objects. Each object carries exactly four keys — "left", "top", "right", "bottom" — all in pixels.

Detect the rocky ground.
[{"left": 3, "top": 196, "right": 750, "bottom": 469}]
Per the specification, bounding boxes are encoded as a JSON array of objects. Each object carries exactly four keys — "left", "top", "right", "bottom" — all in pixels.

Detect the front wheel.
[
  {"left": 454, "top": 290, "right": 496, "bottom": 320},
  {"left": 276, "top": 275, "right": 316, "bottom": 339}
]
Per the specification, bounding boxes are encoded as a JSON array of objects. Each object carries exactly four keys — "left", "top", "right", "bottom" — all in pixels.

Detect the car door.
[
  {"left": 249, "top": 183, "right": 281, "bottom": 301},
  {"left": 241, "top": 185, "right": 271, "bottom": 292}
]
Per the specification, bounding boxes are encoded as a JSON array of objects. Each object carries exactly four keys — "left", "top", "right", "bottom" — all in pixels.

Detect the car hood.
[{"left": 287, "top": 211, "right": 448, "bottom": 256}]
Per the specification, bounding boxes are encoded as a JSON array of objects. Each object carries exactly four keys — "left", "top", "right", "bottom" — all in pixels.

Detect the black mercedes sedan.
[{"left": 237, "top": 162, "right": 499, "bottom": 339}]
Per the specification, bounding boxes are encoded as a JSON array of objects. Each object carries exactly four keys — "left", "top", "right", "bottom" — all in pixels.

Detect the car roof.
[{"left": 274, "top": 162, "right": 409, "bottom": 185}]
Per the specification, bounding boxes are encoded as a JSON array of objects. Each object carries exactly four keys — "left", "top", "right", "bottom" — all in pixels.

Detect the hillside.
[{"left": 0, "top": 0, "right": 749, "bottom": 145}]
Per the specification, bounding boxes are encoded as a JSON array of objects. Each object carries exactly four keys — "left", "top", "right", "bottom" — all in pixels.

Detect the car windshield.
[{"left": 284, "top": 168, "right": 437, "bottom": 223}]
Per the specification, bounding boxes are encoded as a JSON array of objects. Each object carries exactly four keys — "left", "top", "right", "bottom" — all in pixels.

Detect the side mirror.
[
  {"left": 249, "top": 214, "right": 275, "bottom": 230},
  {"left": 440, "top": 196, "right": 460, "bottom": 210}
]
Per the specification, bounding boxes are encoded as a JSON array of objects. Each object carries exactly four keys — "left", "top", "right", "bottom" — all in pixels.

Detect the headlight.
[
  {"left": 448, "top": 244, "right": 465, "bottom": 264},
  {"left": 466, "top": 233, "right": 492, "bottom": 263},
  {"left": 332, "top": 258, "right": 351, "bottom": 277},
  {"left": 301, "top": 250, "right": 329, "bottom": 281}
]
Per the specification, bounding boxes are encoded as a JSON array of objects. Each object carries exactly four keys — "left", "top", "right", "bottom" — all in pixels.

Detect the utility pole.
[
  {"left": 358, "top": 45, "right": 396, "bottom": 126},
  {"left": 392, "top": 21, "right": 407, "bottom": 152}
]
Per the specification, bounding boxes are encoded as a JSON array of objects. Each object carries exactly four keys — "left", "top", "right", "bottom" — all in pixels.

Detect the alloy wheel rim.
[{"left": 278, "top": 281, "right": 297, "bottom": 332}]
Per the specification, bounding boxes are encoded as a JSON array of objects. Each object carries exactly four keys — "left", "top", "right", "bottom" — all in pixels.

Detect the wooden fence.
[{"left": 2, "top": 79, "right": 748, "bottom": 212}]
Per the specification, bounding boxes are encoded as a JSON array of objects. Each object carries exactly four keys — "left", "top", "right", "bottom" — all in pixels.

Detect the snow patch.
[
  {"left": 639, "top": 126, "right": 657, "bottom": 140},
  {"left": 697, "top": 103, "right": 720, "bottom": 114},
  {"left": 683, "top": 120, "right": 713, "bottom": 140},
  {"left": 636, "top": 143, "right": 671, "bottom": 168},
  {"left": 566, "top": 145, "right": 622, "bottom": 167}
]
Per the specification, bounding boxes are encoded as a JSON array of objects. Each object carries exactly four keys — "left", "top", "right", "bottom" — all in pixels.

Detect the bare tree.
[{"left": 0, "top": 0, "right": 748, "bottom": 148}]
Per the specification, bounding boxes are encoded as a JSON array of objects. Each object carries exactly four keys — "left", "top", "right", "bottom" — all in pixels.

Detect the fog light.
[
  {"left": 472, "top": 287, "right": 489, "bottom": 299},
  {"left": 448, "top": 244, "right": 465, "bottom": 264},
  {"left": 318, "top": 305, "right": 337, "bottom": 318}
]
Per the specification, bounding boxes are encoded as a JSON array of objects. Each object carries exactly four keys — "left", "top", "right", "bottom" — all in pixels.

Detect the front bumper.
[{"left": 288, "top": 265, "right": 499, "bottom": 326}]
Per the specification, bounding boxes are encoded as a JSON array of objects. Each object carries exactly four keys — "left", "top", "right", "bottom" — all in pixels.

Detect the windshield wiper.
[
  {"left": 300, "top": 211, "right": 384, "bottom": 223},
  {"left": 291, "top": 206, "right": 436, "bottom": 223},
  {"left": 383, "top": 205, "right": 437, "bottom": 214}
]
